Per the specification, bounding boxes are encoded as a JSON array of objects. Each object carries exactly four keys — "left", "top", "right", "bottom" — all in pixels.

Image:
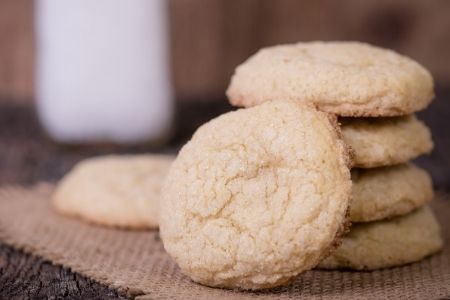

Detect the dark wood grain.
[
  {"left": 0, "top": 92, "right": 449, "bottom": 299},
  {"left": 0, "top": 243, "right": 129, "bottom": 300}
]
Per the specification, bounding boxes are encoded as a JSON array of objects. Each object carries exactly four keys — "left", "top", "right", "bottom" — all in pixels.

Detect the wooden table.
[{"left": 1, "top": 95, "right": 449, "bottom": 299}]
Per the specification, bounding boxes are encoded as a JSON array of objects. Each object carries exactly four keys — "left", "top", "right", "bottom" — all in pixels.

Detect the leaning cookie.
[
  {"left": 53, "top": 154, "right": 174, "bottom": 229},
  {"left": 160, "top": 100, "right": 352, "bottom": 290},
  {"left": 350, "top": 163, "right": 434, "bottom": 222},
  {"left": 318, "top": 206, "right": 443, "bottom": 270},
  {"left": 341, "top": 115, "right": 433, "bottom": 168},
  {"left": 227, "top": 41, "right": 434, "bottom": 117}
]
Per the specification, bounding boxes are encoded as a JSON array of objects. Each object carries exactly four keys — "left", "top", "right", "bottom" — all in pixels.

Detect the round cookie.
[
  {"left": 160, "top": 100, "right": 352, "bottom": 290},
  {"left": 318, "top": 206, "right": 443, "bottom": 270},
  {"left": 341, "top": 115, "right": 433, "bottom": 168},
  {"left": 227, "top": 41, "right": 434, "bottom": 117},
  {"left": 53, "top": 154, "right": 174, "bottom": 229},
  {"left": 350, "top": 163, "right": 434, "bottom": 222}
]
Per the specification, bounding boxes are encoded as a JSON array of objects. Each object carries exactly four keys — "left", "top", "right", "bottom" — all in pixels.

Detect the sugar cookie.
[
  {"left": 350, "top": 163, "right": 433, "bottom": 222},
  {"left": 227, "top": 42, "right": 434, "bottom": 117},
  {"left": 318, "top": 206, "right": 443, "bottom": 270},
  {"left": 341, "top": 115, "right": 433, "bottom": 168},
  {"left": 160, "top": 100, "right": 352, "bottom": 290},
  {"left": 53, "top": 154, "right": 174, "bottom": 229}
]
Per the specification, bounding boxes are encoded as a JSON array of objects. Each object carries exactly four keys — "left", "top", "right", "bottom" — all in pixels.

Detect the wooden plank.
[
  {"left": 0, "top": 0, "right": 34, "bottom": 102},
  {"left": 1, "top": 0, "right": 450, "bottom": 103},
  {"left": 0, "top": 243, "right": 130, "bottom": 299}
]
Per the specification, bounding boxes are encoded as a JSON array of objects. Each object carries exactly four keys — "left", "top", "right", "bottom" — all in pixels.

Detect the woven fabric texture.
[{"left": 0, "top": 184, "right": 449, "bottom": 299}]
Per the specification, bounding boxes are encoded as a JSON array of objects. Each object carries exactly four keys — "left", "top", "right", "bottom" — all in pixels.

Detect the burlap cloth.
[{"left": 0, "top": 184, "right": 449, "bottom": 299}]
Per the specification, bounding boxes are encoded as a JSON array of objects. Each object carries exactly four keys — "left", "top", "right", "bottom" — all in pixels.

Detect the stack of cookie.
[{"left": 226, "top": 41, "right": 443, "bottom": 270}]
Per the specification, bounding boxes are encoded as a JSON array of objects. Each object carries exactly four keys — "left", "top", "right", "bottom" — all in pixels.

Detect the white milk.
[{"left": 35, "top": 0, "right": 173, "bottom": 144}]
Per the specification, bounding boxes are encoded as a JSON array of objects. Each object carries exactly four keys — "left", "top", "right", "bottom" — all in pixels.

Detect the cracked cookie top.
[
  {"left": 160, "top": 100, "right": 352, "bottom": 290},
  {"left": 53, "top": 154, "right": 174, "bottom": 229},
  {"left": 227, "top": 41, "right": 434, "bottom": 117},
  {"left": 318, "top": 206, "right": 443, "bottom": 270},
  {"left": 340, "top": 115, "right": 433, "bottom": 168},
  {"left": 350, "top": 163, "right": 433, "bottom": 222}
]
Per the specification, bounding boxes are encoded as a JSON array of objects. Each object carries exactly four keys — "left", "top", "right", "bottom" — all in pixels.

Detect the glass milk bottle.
[{"left": 35, "top": 0, "right": 173, "bottom": 144}]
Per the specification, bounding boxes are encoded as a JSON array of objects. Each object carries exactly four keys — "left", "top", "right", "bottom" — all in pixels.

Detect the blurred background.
[{"left": 0, "top": 0, "right": 449, "bottom": 188}]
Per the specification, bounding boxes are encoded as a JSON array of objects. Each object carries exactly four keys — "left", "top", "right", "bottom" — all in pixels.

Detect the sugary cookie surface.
[
  {"left": 160, "top": 100, "right": 351, "bottom": 290},
  {"left": 227, "top": 42, "right": 434, "bottom": 117},
  {"left": 350, "top": 163, "right": 434, "bottom": 222},
  {"left": 341, "top": 115, "right": 433, "bottom": 168},
  {"left": 53, "top": 154, "right": 174, "bottom": 229},
  {"left": 319, "top": 206, "right": 443, "bottom": 270}
]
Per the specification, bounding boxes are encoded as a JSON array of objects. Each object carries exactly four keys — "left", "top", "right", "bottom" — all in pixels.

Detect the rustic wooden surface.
[
  {"left": 1, "top": 0, "right": 450, "bottom": 103},
  {"left": 0, "top": 93, "right": 449, "bottom": 299},
  {"left": 0, "top": 0, "right": 34, "bottom": 103},
  {"left": 0, "top": 243, "right": 129, "bottom": 300}
]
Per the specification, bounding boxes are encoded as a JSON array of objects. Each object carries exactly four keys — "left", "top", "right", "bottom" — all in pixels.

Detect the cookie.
[
  {"left": 160, "top": 100, "right": 352, "bottom": 290},
  {"left": 341, "top": 115, "right": 433, "bottom": 168},
  {"left": 318, "top": 206, "right": 443, "bottom": 270},
  {"left": 351, "top": 163, "right": 433, "bottom": 222},
  {"left": 227, "top": 41, "right": 434, "bottom": 117},
  {"left": 53, "top": 154, "right": 174, "bottom": 229}
]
